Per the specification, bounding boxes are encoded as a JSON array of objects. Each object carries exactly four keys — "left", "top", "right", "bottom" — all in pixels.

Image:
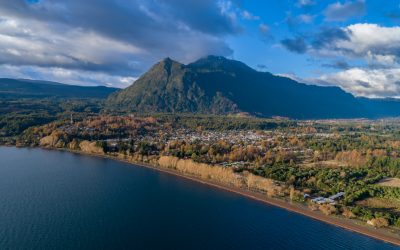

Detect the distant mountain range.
[
  {"left": 0, "top": 78, "right": 118, "bottom": 99},
  {"left": 106, "top": 56, "right": 400, "bottom": 119}
]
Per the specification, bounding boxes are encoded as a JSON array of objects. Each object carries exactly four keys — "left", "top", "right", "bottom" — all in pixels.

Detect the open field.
[
  {"left": 300, "top": 160, "right": 348, "bottom": 169},
  {"left": 378, "top": 178, "right": 400, "bottom": 188},
  {"left": 357, "top": 198, "right": 400, "bottom": 213}
]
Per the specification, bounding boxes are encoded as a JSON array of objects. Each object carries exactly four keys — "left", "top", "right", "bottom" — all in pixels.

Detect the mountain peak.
[
  {"left": 189, "top": 55, "right": 254, "bottom": 72},
  {"left": 204, "top": 55, "right": 229, "bottom": 61},
  {"left": 159, "top": 57, "right": 180, "bottom": 66},
  {"left": 193, "top": 55, "right": 232, "bottom": 64},
  {"left": 161, "top": 57, "right": 174, "bottom": 63},
  {"left": 149, "top": 57, "right": 183, "bottom": 75}
]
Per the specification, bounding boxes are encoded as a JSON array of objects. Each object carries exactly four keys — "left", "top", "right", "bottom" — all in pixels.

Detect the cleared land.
[
  {"left": 357, "top": 198, "right": 400, "bottom": 213},
  {"left": 300, "top": 160, "right": 348, "bottom": 169},
  {"left": 378, "top": 178, "right": 400, "bottom": 188}
]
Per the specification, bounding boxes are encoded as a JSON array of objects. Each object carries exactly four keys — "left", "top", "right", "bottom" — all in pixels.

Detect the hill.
[
  {"left": 0, "top": 78, "right": 118, "bottom": 99},
  {"left": 106, "top": 56, "right": 400, "bottom": 119}
]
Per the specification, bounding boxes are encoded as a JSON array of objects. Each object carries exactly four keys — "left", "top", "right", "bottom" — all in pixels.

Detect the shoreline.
[{"left": 8, "top": 145, "right": 400, "bottom": 246}]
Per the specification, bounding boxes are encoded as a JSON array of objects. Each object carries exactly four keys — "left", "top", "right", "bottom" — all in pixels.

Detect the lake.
[{"left": 0, "top": 147, "right": 397, "bottom": 250}]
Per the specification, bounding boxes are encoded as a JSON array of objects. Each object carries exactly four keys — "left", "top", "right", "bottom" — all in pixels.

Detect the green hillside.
[{"left": 0, "top": 78, "right": 118, "bottom": 99}]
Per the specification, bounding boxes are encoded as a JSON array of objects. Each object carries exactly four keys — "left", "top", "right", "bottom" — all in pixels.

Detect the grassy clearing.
[
  {"left": 357, "top": 197, "right": 400, "bottom": 214},
  {"left": 377, "top": 178, "right": 400, "bottom": 188},
  {"left": 300, "top": 160, "right": 348, "bottom": 169}
]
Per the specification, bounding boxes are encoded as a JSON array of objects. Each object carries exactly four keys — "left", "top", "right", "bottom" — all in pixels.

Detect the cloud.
[
  {"left": 298, "top": 14, "right": 315, "bottom": 24},
  {"left": 282, "top": 24, "right": 400, "bottom": 66},
  {"left": 0, "top": 0, "right": 240, "bottom": 86},
  {"left": 258, "top": 23, "right": 274, "bottom": 42},
  {"left": 322, "top": 60, "right": 351, "bottom": 69},
  {"left": 281, "top": 37, "right": 308, "bottom": 53},
  {"left": 241, "top": 10, "right": 259, "bottom": 20},
  {"left": 324, "top": 0, "right": 366, "bottom": 21},
  {"left": 296, "top": 0, "right": 315, "bottom": 8},
  {"left": 285, "top": 13, "right": 315, "bottom": 31},
  {"left": 0, "top": 65, "right": 137, "bottom": 88},
  {"left": 331, "top": 24, "right": 400, "bottom": 66},
  {"left": 259, "top": 23, "right": 269, "bottom": 33},
  {"left": 0, "top": 18, "right": 144, "bottom": 76},
  {"left": 282, "top": 23, "right": 400, "bottom": 98},
  {"left": 311, "top": 26, "right": 350, "bottom": 50},
  {"left": 316, "top": 68, "right": 400, "bottom": 98}
]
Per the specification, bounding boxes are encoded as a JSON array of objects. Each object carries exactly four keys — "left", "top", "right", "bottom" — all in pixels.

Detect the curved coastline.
[{"left": 9, "top": 145, "right": 400, "bottom": 246}]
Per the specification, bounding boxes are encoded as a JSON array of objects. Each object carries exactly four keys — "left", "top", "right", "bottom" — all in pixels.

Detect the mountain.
[
  {"left": 106, "top": 56, "right": 400, "bottom": 119},
  {"left": 0, "top": 78, "right": 118, "bottom": 99}
]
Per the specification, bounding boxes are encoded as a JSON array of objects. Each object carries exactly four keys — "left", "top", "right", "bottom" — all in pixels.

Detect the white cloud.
[
  {"left": 296, "top": 0, "right": 315, "bottom": 7},
  {"left": 0, "top": 17, "right": 144, "bottom": 73},
  {"left": 241, "top": 10, "right": 260, "bottom": 20},
  {"left": 335, "top": 24, "right": 400, "bottom": 65},
  {"left": 217, "top": 0, "right": 237, "bottom": 21},
  {"left": 298, "top": 24, "right": 400, "bottom": 68},
  {"left": 317, "top": 68, "right": 400, "bottom": 98},
  {"left": 298, "top": 14, "right": 314, "bottom": 24},
  {"left": 324, "top": 0, "right": 366, "bottom": 21},
  {"left": 282, "top": 23, "right": 400, "bottom": 98},
  {"left": 0, "top": 65, "right": 136, "bottom": 88},
  {"left": 366, "top": 52, "right": 397, "bottom": 66},
  {"left": 0, "top": 0, "right": 239, "bottom": 87},
  {"left": 259, "top": 23, "right": 269, "bottom": 33}
]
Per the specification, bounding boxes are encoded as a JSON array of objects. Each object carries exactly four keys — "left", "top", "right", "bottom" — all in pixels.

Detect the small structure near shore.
[
  {"left": 329, "top": 192, "right": 345, "bottom": 200},
  {"left": 311, "top": 197, "right": 335, "bottom": 205},
  {"left": 309, "top": 192, "right": 345, "bottom": 205}
]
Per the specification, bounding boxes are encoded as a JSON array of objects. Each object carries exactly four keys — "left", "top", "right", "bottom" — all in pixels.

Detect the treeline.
[
  {"left": 252, "top": 161, "right": 400, "bottom": 227},
  {"left": 143, "top": 113, "right": 296, "bottom": 131},
  {"left": 0, "top": 98, "right": 103, "bottom": 137}
]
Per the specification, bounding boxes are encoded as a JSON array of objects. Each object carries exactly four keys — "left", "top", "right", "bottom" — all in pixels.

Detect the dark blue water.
[{"left": 0, "top": 147, "right": 398, "bottom": 250}]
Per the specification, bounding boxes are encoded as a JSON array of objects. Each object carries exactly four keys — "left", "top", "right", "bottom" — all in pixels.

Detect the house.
[
  {"left": 329, "top": 192, "right": 345, "bottom": 200},
  {"left": 310, "top": 192, "right": 345, "bottom": 205},
  {"left": 311, "top": 197, "right": 335, "bottom": 205}
]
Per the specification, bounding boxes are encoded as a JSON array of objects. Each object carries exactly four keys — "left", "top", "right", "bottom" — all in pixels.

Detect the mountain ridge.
[
  {"left": 0, "top": 78, "right": 119, "bottom": 99},
  {"left": 107, "top": 55, "right": 400, "bottom": 119}
]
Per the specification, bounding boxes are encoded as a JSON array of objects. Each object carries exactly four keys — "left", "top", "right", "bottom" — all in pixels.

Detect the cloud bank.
[
  {"left": 0, "top": 0, "right": 240, "bottom": 87},
  {"left": 282, "top": 23, "right": 400, "bottom": 98}
]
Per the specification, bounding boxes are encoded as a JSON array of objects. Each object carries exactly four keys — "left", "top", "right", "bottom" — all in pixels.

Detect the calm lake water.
[{"left": 0, "top": 147, "right": 398, "bottom": 250}]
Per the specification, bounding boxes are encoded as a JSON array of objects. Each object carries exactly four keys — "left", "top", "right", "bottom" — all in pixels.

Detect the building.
[
  {"left": 329, "top": 192, "right": 345, "bottom": 200},
  {"left": 310, "top": 192, "right": 345, "bottom": 205}
]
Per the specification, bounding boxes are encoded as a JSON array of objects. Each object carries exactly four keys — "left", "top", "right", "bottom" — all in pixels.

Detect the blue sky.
[
  {"left": 229, "top": 1, "right": 399, "bottom": 76},
  {"left": 0, "top": 0, "right": 400, "bottom": 98}
]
